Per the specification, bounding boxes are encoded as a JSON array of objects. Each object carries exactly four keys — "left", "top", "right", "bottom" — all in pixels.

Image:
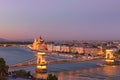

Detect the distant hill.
[
  {"left": 0, "top": 38, "right": 10, "bottom": 42},
  {"left": 13, "top": 39, "right": 34, "bottom": 42},
  {"left": 23, "top": 39, "right": 34, "bottom": 42}
]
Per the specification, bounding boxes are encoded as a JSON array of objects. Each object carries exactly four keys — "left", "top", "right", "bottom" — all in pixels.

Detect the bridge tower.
[
  {"left": 105, "top": 49, "right": 114, "bottom": 64},
  {"left": 36, "top": 52, "right": 47, "bottom": 73}
]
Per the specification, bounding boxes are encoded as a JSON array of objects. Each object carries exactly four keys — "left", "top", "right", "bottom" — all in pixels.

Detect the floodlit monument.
[
  {"left": 33, "top": 36, "right": 47, "bottom": 50},
  {"left": 36, "top": 52, "right": 47, "bottom": 73},
  {"left": 105, "top": 49, "right": 115, "bottom": 64}
]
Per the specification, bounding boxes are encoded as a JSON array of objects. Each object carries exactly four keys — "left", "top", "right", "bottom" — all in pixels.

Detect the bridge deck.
[{"left": 9, "top": 57, "right": 101, "bottom": 69}]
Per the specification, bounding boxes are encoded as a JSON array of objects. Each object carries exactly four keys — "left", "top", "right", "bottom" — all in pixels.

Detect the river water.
[{"left": 0, "top": 46, "right": 120, "bottom": 80}]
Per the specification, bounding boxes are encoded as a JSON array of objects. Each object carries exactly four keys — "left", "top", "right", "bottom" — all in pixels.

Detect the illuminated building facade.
[
  {"left": 84, "top": 48, "right": 98, "bottom": 56},
  {"left": 33, "top": 37, "right": 47, "bottom": 50}
]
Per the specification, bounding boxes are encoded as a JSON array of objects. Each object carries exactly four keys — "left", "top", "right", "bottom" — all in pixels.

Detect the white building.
[
  {"left": 70, "top": 47, "right": 84, "bottom": 54},
  {"left": 61, "top": 45, "right": 70, "bottom": 53},
  {"left": 70, "top": 47, "right": 77, "bottom": 53},
  {"left": 47, "top": 44, "right": 53, "bottom": 52},
  {"left": 84, "top": 48, "right": 98, "bottom": 56},
  {"left": 53, "top": 45, "right": 61, "bottom": 52},
  {"left": 75, "top": 47, "right": 84, "bottom": 54}
]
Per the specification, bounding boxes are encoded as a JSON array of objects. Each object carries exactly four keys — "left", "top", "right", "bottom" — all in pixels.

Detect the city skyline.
[{"left": 0, "top": 0, "right": 120, "bottom": 40}]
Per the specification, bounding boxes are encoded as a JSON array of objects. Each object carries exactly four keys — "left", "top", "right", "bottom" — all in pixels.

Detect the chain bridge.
[
  {"left": 9, "top": 49, "right": 117, "bottom": 72},
  {"left": 9, "top": 52, "right": 98, "bottom": 72}
]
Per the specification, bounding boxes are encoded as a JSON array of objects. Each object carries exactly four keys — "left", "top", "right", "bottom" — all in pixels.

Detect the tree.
[
  {"left": 47, "top": 74, "right": 58, "bottom": 80},
  {"left": 0, "top": 76, "right": 6, "bottom": 80},
  {"left": 0, "top": 58, "right": 9, "bottom": 76}
]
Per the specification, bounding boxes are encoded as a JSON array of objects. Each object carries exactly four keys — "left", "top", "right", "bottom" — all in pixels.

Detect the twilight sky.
[{"left": 0, "top": 0, "right": 120, "bottom": 40}]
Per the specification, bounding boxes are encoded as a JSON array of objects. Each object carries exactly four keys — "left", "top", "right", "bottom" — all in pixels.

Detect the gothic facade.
[{"left": 33, "top": 37, "right": 47, "bottom": 50}]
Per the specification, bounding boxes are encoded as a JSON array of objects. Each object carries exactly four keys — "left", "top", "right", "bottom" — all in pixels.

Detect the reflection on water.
[
  {"left": 103, "top": 66, "right": 118, "bottom": 76},
  {"left": 34, "top": 66, "right": 120, "bottom": 80},
  {"left": 0, "top": 46, "right": 120, "bottom": 80},
  {"left": 58, "top": 72, "right": 64, "bottom": 80},
  {"left": 33, "top": 73, "right": 47, "bottom": 79},
  {"left": 54, "top": 66, "right": 120, "bottom": 80}
]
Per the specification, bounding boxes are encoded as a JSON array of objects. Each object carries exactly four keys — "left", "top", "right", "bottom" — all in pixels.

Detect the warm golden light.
[
  {"left": 106, "top": 50, "right": 113, "bottom": 52},
  {"left": 37, "top": 65, "right": 47, "bottom": 69},
  {"left": 105, "top": 59, "right": 114, "bottom": 62},
  {"left": 38, "top": 52, "right": 46, "bottom": 55},
  {"left": 98, "top": 50, "right": 103, "bottom": 55},
  {"left": 98, "top": 46, "right": 103, "bottom": 55},
  {"left": 105, "top": 49, "right": 115, "bottom": 64},
  {"left": 33, "top": 73, "right": 47, "bottom": 79},
  {"left": 105, "top": 49, "right": 114, "bottom": 59}
]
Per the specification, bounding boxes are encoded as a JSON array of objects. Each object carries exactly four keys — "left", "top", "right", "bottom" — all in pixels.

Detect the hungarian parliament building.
[
  {"left": 28, "top": 37, "right": 47, "bottom": 50},
  {"left": 28, "top": 37, "right": 103, "bottom": 56}
]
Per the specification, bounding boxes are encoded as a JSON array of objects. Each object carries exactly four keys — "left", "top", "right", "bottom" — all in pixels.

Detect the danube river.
[{"left": 0, "top": 46, "right": 120, "bottom": 80}]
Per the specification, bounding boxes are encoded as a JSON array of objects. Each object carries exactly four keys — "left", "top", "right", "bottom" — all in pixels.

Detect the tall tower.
[
  {"left": 36, "top": 52, "right": 47, "bottom": 73},
  {"left": 38, "top": 36, "right": 44, "bottom": 43},
  {"left": 33, "top": 38, "right": 37, "bottom": 49},
  {"left": 105, "top": 49, "right": 114, "bottom": 64}
]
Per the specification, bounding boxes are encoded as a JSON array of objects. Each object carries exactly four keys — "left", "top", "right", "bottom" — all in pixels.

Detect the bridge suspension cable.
[{"left": 9, "top": 56, "right": 37, "bottom": 69}]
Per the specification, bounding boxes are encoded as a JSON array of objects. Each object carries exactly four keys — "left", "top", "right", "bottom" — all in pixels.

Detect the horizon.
[
  {"left": 0, "top": 0, "right": 120, "bottom": 40},
  {"left": 1, "top": 37, "right": 120, "bottom": 42}
]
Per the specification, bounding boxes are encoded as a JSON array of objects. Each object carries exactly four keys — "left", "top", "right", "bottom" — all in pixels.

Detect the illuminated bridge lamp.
[{"left": 36, "top": 52, "right": 47, "bottom": 73}]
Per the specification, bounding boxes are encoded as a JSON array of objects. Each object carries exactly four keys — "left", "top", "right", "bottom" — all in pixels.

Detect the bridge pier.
[
  {"left": 36, "top": 52, "right": 47, "bottom": 73},
  {"left": 105, "top": 50, "right": 115, "bottom": 65}
]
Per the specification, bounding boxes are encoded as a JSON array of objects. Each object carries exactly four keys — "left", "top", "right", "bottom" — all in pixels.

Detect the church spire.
[
  {"left": 34, "top": 38, "right": 37, "bottom": 43},
  {"left": 38, "top": 36, "right": 43, "bottom": 43}
]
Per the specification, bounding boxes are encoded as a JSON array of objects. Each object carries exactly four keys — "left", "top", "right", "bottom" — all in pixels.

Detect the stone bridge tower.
[
  {"left": 36, "top": 52, "right": 47, "bottom": 73},
  {"left": 105, "top": 49, "right": 114, "bottom": 64}
]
